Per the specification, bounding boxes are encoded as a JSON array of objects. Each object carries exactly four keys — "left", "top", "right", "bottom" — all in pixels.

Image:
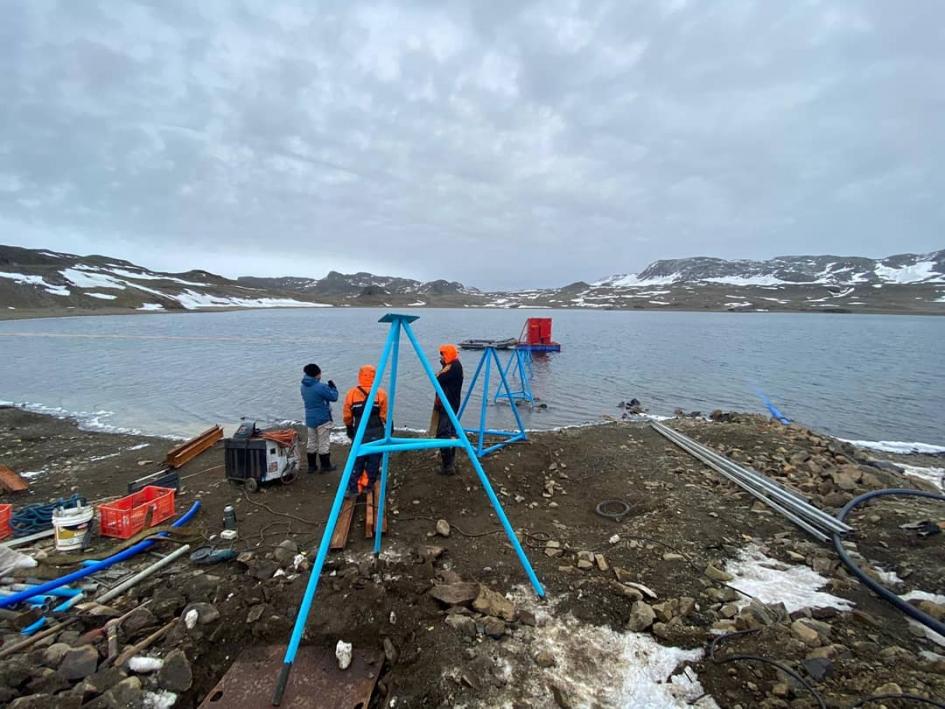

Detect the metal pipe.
[
  {"left": 657, "top": 427, "right": 829, "bottom": 542},
  {"left": 0, "top": 529, "right": 55, "bottom": 548},
  {"left": 96, "top": 544, "right": 192, "bottom": 604},
  {"left": 660, "top": 425, "right": 844, "bottom": 535},
  {"left": 652, "top": 421, "right": 850, "bottom": 534}
]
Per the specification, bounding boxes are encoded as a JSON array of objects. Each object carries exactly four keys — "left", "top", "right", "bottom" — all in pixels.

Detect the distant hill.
[{"left": 1, "top": 244, "right": 943, "bottom": 317}]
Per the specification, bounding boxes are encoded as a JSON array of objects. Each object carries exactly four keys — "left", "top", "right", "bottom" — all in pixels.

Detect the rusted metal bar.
[{"left": 165, "top": 425, "right": 223, "bottom": 469}]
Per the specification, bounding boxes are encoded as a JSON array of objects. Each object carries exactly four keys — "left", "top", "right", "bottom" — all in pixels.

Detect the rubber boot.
[
  {"left": 319, "top": 453, "right": 337, "bottom": 473},
  {"left": 306, "top": 453, "right": 318, "bottom": 473},
  {"left": 439, "top": 449, "right": 456, "bottom": 476}
]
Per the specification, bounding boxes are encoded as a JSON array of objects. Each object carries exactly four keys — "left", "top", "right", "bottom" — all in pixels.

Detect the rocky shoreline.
[{"left": 1, "top": 406, "right": 943, "bottom": 708}]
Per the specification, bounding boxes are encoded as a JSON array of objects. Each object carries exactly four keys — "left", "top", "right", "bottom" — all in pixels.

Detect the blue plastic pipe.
[
  {"left": 20, "top": 592, "right": 85, "bottom": 635},
  {"left": 0, "top": 501, "right": 201, "bottom": 610}
]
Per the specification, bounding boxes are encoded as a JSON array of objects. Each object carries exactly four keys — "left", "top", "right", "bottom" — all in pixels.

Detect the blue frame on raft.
[
  {"left": 273, "top": 313, "right": 545, "bottom": 705},
  {"left": 494, "top": 348, "right": 534, "bottom": 405},
  {"left": 457, "top": 346, "right": 528, "bottom": 457}
]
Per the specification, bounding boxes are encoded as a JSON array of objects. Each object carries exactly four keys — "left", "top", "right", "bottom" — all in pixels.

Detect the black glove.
[
  {"left": 346, "top": 424, "right": 354, "bottom": 439},
  {"left": 327, "top": 380, "right": 336, "bottom": 389}
]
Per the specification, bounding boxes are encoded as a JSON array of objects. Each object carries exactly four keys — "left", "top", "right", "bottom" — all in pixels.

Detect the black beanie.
[{"left": 304, "top": 363, "right": 321, "bottom": 377}]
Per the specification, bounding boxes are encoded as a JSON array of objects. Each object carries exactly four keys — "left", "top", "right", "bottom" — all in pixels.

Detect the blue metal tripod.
[
  {"left": 457, "top": 346, "right": 528, "bottom": 457},
  {"left": 494, "top": 348, "right": 534, "bottom": 404},
  {"left": 273, "top": 314, "right": 545, "bottom": 705}
]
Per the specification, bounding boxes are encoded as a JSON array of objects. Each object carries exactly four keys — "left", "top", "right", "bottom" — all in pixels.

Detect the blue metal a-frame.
[
  {"left": 494, "top": 347, "right": 534, "bottom": 404},
  {"left": 457, "top": 346, "right": 528, "bottom": 457},
  {"left": 273, "top": 314, "right": 545, "bottom": 705}
]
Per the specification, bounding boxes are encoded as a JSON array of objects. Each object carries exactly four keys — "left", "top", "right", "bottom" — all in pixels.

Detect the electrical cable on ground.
[{"left": 708, "top": 629, "right": 827, "bottom": 709}]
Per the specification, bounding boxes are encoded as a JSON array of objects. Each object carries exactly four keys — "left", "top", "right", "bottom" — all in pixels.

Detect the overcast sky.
[{"left": 1, "top": 1, "right": 943, "bottom": 290}]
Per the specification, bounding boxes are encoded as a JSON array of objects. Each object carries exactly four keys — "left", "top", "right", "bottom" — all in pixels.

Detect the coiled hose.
[
  {"left": 10, "top": 494, "right": 85, "bottom": 536},
  {"left": 832, "top": 488, "right": 945, "bottom": 639}
]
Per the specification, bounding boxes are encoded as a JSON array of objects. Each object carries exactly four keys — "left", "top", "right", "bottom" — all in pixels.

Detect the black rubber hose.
[{"left": 832, "top": 488, "right": 945, "bottom": 639}]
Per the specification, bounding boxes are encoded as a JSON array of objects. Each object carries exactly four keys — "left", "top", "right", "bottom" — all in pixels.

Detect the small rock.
[
  {"left": 802, "top": 657, "right": 833, "bottom": 681},
  {"left": 874, "top": 682, "right": 902, "bottom": 696},
  {"left": 430, "top": 582, "right": 479, "bottom": 606},
  {"left": 59, "top": 645, "right": 99, "bottom": 681},
  {"left": 41, "top": 642, "right": 71, "bottom": 668},
  {"left": 91, "top": 677, "right": 142, "bottom": 709},
  {"left": 517, "top": 609, "right": 538, "bottom": 627},
  {"left": 181, "top": 602, "right": 220, "bottom": 626},
  {"left": 482, "top": 616, "right": 507, "bottom": 639},
  {"left": 435, "top": 519, "right": 451, "bottom": 537},
  {"left": 444, "top": 614, "right": 477, "bottom": 638},
  {"left": 122, "top": 607, "right": 157, "bottom": 635},
  {"left": 473, "top": 586, "right": 516, "bottom": 622},
  {"left": 704, "top": 564, "right": 733, "bottom": 583},
  {"left": 594, "top": 554, "right": 608, "bottom": 572},
  {"left": 383, "top": 637, "right": 398, "bottom": 664},
  {"left": 157, "top": 649, "right": 193, "bottom": 692},
  {"left": 791, "top": 619, "right": 822, "bottom": 647},
  {"left": 246, "top": 604, "right": 266, "bottom": 624},
  {"left": 627, "top": 601, "right": 656, "bottom": 632},
  {"left": 418, "top": 545, "right": 445, "bottom": 562},
  {"left": 273, "top": 539, "right": 299, "bottom": 565},
  {"left": 534, "top": 650, "right": 556, "bottom": 668}
]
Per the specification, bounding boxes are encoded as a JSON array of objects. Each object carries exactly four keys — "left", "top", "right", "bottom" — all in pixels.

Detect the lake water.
[{"left": 1, "top": 308, "right": 943, "bottom": 447}]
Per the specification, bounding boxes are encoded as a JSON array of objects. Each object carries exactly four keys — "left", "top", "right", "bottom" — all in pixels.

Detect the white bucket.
[{"left": 52, "top": 504, "right": 94, "bottom": 552}]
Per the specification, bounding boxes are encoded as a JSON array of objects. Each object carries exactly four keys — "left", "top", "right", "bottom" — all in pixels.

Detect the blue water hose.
[
  {"left": 756, "top": 390, "right": 792, "bottom": 425},
  {"left": 0, "top": 501, "right": 201, "bottom": 610},
  {"left": 20, "top": 592, "right": 85, "bottom": 635}
]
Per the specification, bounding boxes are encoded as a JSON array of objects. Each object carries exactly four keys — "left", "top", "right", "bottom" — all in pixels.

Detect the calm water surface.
[{"left": 1, "top": 308, "right": 942, "bottom": 445}]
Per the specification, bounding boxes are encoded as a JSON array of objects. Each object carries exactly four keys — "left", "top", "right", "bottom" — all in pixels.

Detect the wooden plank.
[
  {"left": 0, "top": 465, "right": 29, "bottom": 494},
  {"left": 364, "top": 488, "right": 375, "bottom": 538},
  {"left": 330, "top": 496, "right": 356, "bottom": 551},
  {"left": 165, "top": 426, "right": 223, "bottom": 469}
]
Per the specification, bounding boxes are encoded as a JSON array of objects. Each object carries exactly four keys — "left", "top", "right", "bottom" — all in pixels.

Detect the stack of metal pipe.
[{"left": 650, "top": 420, "right": 851, "bottom": 542}]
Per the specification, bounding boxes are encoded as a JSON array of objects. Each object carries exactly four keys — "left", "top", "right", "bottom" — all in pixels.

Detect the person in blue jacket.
[{"left": 301, "top": 363, "right": 339, "bottom": 473}]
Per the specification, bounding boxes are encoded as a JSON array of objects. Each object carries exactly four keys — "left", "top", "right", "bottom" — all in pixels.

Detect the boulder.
[
  {"left": 41, "top": 642, "right": 71, "bottom": 668},
  {"left": 704, "top": 564, "right": 733, "bottom": 583},
  {"left": 534, "top": 650, "right": 556, "bottom": 668},
  {"left": 790, "top": 619, "right": 822, "bottom": 647}
]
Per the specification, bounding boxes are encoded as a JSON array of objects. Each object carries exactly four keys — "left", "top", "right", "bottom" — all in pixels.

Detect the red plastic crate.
[
  {"left": 98, "top": 486, "right": 176, "bottom": 539},
  {"left": 0, "top": 503, "right": 11, "bottom": 541}
]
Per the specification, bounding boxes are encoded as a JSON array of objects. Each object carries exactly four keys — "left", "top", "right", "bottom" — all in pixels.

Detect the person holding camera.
[{"left": 300, "top": 363, "right": 339, "bottom": 473}]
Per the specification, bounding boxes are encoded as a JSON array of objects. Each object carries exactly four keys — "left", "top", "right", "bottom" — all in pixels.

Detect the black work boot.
[
  {"left": 306, "top": 453, "right": 318, "bottom": 473},
  {"left": 319, "top": 454, "right": 337, "bottom": 473},
  {"left": 439, "top": 450, "right": 456, "bottom": 476}
]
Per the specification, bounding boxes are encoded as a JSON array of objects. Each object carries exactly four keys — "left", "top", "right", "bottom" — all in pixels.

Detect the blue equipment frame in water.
[
  {"left": 272, "top": 313, "right": 545, "bottom": 705},
  {"left": 494, "top": 348, "right": 534, "bottom": 404},
  {"left": 457, "top": 346, "right": 528, "bottom": 457}
]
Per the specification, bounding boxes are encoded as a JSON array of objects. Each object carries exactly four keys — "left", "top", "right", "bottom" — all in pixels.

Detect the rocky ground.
[{"left": 0, "top": 406, "right": 943, "bottom": 708}]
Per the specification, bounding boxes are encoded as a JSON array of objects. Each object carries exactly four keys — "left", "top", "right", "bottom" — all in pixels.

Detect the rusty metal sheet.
[
  {"left": 198, "top": 645, "right": 381, "bottom": 709},
  {"left": 165, "top": 425, "right": 223, "bottom": 469}
]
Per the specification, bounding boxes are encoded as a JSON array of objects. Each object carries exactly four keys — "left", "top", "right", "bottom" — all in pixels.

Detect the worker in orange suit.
[
  {"left": 432, "top": 343, "right": 464, "bottom": 475},
  {"left": 342, "top": 365, "right": 388, "bottom": 497}
]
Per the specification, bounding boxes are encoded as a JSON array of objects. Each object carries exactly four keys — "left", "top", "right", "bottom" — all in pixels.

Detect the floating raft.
[{"left": 458, "top": 338, "right": 518, "bottom": 350}]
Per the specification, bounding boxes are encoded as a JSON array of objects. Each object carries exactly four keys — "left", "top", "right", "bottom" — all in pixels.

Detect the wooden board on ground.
[
  {"left": 330, "top": 496, "right": 356, "bottom": 551},
  {"left": 165, "top": 425, "right": 223, "bottom": 469},
  {"left": 198, "top": 645, "right": 381, "bottom": 709},
  {"left": 0, "top": 465, "right": 28, "bottom": 494},
  {"left": 364, "top": 483, "right": 388, "bottom": 538}
]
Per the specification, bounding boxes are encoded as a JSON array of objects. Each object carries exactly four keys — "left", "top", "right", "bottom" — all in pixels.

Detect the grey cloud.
[{"left": 1, "top": 0, "right": 943, "bottom": 290}]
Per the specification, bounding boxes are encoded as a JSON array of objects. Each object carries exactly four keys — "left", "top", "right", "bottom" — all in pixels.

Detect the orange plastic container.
[
  {"left": 0, "top": 503, "right": 11, "bottom": 541},
  {"left": 98, "top": 486, "right": 176, "bottom": 539}
]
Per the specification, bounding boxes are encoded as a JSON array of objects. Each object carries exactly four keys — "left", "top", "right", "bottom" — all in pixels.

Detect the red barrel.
[{"left": 525, "top": 318, "right": 552, "bottom": 344}]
